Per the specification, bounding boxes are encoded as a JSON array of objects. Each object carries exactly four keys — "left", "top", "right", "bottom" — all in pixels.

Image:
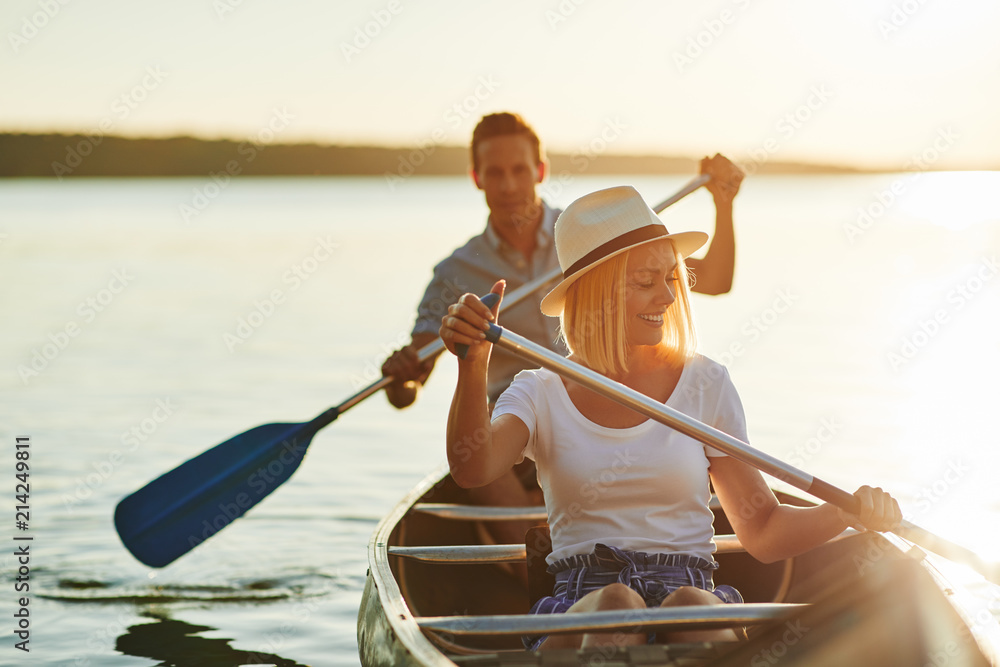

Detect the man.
[{"left": 382, "top": 112, "right": 743, "bottom": 410}]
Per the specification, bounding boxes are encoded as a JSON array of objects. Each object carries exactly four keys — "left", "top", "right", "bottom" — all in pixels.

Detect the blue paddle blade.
[{"left": 114, "top": 419, "right": 323, "bottom": 568}]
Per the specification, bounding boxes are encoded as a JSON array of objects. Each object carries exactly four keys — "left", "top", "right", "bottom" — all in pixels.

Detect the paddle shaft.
[
  {"left": 651, "top": 174, "right": 710, "bottom": 212},
  {"left": 473, "top": 324, "right": 998, "bottom": 579},
  {"left": 333, "top": 174, "right": 712, "bottom": 419},
  {"left": 334, "top": 268, "right": 559, "bottom": 416}
]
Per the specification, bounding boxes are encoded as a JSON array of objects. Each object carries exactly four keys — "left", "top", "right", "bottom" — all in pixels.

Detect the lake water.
[{"left": 2, "top": 172, "right": 999, "bottom": 666}]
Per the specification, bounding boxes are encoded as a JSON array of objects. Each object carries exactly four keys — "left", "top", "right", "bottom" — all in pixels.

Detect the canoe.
[{"left": 358, "top": 464, "right": 1000, "bottom": 666}]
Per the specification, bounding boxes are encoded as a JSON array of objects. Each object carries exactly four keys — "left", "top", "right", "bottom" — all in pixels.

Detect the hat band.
[{"left": 563, "top": 224, "right": 668, "bottom": 279}]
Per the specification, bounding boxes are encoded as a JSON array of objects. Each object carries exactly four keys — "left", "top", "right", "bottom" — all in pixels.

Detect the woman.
[{"left": 439, "top": 186, "right": 901, "bottom": 650}]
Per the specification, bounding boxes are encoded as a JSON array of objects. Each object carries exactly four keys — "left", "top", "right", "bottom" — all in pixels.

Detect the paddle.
[
  {"left": 114, "top": 175, "right": 712, "bottom": 568},
  {"left": 457, "top": 322, "right": 1000, "bottom": 584}
]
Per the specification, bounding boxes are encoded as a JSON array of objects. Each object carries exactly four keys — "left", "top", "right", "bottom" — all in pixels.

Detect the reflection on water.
[
  {"left": 116, "top": 613, "right": 307, "bottom": 667},
  {"left": 43, "top": 574, "right": 328, "bottom": 604}
]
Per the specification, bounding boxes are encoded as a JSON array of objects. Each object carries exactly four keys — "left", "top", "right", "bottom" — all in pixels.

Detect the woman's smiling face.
[{"left": 624, "top": 239, "right": 678, "bottom": 348}]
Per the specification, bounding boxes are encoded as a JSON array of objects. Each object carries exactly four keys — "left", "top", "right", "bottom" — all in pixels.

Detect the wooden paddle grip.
[{"left": 455, "top": 293, "right": 502, "bottom": 360}]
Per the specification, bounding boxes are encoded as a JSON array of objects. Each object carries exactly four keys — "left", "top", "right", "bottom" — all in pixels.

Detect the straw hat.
[{"left": 540, "top": 186, "right": 708, "bottom": 316}]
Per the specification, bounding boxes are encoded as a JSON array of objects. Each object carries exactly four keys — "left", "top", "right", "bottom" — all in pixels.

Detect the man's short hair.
[{"left": 471, "top": 112, "right": 543, "bottom": 173}]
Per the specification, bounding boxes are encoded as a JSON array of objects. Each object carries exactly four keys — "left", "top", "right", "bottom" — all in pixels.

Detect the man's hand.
[
  {"left": 382, "top": 345, "right": 433, "bottom": 385},
  {"left": 381, "top": 332, "right": 437, "bottom": 409},
  {"left": 700, "top": 153, "right": 744, "bottom": 206}
]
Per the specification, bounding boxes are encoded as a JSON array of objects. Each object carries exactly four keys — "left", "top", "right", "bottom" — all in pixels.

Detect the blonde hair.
[{"left": 559, "top": 243, "right": 697, "bottom": 377}]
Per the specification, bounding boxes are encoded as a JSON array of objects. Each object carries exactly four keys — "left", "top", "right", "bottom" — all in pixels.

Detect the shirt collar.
[{"left": 484, "top": 200, "right": 555, "bottom": 254}]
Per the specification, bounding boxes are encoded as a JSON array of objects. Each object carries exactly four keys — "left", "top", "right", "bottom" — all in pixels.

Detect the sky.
[{"left": 2, "top": 0, "right": 999, "bottom": 171}]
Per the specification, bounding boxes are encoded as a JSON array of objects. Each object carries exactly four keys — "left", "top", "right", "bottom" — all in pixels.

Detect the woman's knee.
[
  {"left": 592, "top": 583, "right": 645, "bottom": 610},
  {"left": 660, "top": 585, "right": 722, "bottom": 607}
]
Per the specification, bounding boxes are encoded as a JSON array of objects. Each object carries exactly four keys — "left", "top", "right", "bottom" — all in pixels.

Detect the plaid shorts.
[{"left": 523, "top": 543, "right": 743, "bottom": 651}]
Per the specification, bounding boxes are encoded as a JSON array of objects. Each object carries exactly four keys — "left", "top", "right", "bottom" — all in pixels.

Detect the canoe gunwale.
[
  {"left": 361, "top": 464, "right": 458, "bottom": 667},
  {"left": 360, "top": 465, "right": 1000, "bottom": 666},
  {"left": 417, "top": 603, "right": 810, "bottom": 636}
]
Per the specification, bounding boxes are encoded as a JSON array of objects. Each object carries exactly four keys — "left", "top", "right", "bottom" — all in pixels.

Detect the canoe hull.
[
  {"left": 358, "top": 572, "right": 431, "bottom": 667},
  {"left": 359, "top": 465, "right": 1000, "bottom": 666}
]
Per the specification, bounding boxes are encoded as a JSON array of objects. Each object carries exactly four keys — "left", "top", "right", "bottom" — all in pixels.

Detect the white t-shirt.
[{"left": 492, "top": 354, "right": 748, "bottom": 564}]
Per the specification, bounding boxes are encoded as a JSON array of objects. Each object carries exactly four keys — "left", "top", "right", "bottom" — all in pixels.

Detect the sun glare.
[{"left": 898, "top": 171, "right": 1000, "bottom": 230}]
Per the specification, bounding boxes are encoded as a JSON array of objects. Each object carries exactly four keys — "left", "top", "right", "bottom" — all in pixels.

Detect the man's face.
[{"left": 473, "top": 134, "right": 545, "bottom": 232}]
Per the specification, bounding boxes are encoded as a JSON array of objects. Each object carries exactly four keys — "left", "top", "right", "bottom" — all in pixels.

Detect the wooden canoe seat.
[
  {"left": 388, "top": 533, "right": 755, "bottom": 565},
  {"left": 411, "top": 498, "right": 723, "bottom": 522},
  {"left": 389, "top": 524, "right": 841, "bottom": 607},
  {"left": 389, "top": 545, "right": 527, "bottom": 563},
  {"left": 412, "top": 503, "right": 547, "bottom": 522}
]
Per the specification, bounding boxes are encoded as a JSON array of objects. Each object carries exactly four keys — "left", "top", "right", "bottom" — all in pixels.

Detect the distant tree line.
[{"left": 0, "top": 132, "right": 860, "bottom": 178}]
